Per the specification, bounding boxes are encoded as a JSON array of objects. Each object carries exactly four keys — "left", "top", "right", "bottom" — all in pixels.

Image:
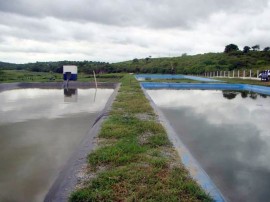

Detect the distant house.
[{"left": 63, "top": 65, "right": 77, "bottom": 81}]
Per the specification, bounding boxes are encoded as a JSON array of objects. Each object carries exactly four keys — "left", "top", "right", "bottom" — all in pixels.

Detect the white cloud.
[{"left": 0, "top": 0, "right": 270, "bottom": 63}]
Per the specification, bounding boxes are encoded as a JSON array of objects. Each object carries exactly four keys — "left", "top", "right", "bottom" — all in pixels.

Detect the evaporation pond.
[
  {"left": 0, "top": 88, "right": 114, "bottom": 202},
  {"left": 147, "top": 89, "right": 270, "bottom": 202}
]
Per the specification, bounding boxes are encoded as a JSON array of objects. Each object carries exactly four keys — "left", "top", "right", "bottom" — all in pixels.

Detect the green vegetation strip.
[
  {"left": 69, "top": 74, "right": 212, "bottom": 202},
  {"left": 0, "top": 70, "right": 124, "bottom": 83}
]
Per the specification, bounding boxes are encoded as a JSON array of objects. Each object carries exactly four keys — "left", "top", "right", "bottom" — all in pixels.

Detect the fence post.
[
  {"left": 238, "top": 70, "right": 239, "bottom": 77},
  {"left": 250, "top": 69, "right": 252, "bottom": 78},
  {"left": 233, "top": 70, "right": 235, "bottom": 78},
  {"left": 243, "top": 70, "right": 245, "bottom": 78},
  {"left": 257, "top": 70, "right": 259, "bottom": 78},
  {"left": 228, "top": 71, "right": 230, "bottom": 78}
]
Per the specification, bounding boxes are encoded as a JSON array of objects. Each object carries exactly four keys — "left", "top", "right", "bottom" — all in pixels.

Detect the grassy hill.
[
  {"left": 112, "top": 51, "right": 270, "bottom": 74},
  {"left": 1, "top": 50, "right": 270, "bottom": 75}
]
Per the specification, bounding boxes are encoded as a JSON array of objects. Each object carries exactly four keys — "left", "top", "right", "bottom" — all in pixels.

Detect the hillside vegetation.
[
  {"left": 1, "top": 50, "right": 270, "bottom": 75},
  {"left": 112, "top": 51, "right": 270, "bottom": 74}
]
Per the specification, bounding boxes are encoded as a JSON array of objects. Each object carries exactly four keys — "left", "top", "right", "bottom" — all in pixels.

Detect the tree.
[
  {"left": 252, "top": 44, "right": 260, "bottom": 51},
  {"left": 132, "top": 58, "right": 139, "bottom": 63},
  {"left": 145, "top": 56, "right": 151, "bottom": 63},
  {"left": 263, "top": 47, "right": 270, "bottom": 52},
  {"left": 182, "top": 53, "right": 187, "bottom": 57},
  {"left": 243, "top": 46, "right": 251, "bottom": 53},
  {"left": 224, "top": 44, "right": 239, "bottom": 53}
]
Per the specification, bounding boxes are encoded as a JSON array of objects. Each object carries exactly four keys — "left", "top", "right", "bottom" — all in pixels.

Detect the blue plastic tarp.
[
  {"left": 141, "top": 82, "right": 270, "bottom": 95},
  {"left": 135, "top": 74, "right": 221, "bottom": 82}
]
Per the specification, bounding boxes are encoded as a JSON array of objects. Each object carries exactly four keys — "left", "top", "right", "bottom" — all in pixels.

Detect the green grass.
[
  {"left": 69, "top": 74, "right": 213, "bottom": 202},
  {"left": 0, "top": 70, "right": 62, "bottom": 83},
  {"left": 0, "top": 70, "right": 124, "bottom": 83}
]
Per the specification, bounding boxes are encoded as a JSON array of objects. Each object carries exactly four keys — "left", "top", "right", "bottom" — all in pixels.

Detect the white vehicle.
[{"left": 258, "top": 70, "right": 270, "bottom": 79}]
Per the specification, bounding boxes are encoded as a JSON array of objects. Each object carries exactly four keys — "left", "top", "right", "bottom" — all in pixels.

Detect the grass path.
[{"left": 69, "top": 74, "right": 212, "bottom": 202}]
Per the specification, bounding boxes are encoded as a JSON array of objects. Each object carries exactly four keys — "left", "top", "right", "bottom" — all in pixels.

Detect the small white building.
[{"left": 63, "top": 65, "right": 77, "bottom": 80}]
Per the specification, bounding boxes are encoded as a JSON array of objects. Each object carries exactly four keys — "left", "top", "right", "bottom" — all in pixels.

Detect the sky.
[{"left": 0, "top": 0, "right": 270, "bottom": 64}]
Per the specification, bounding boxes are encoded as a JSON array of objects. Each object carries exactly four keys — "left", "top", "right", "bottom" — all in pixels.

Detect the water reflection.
[
  {"left": 0, "top": 88, "right": 114, "bottom": 202},
  {"left": 147, "top": 89, "right": 270, "bottom": 202},
  {"left": 222, "top": 91, "right": 238, "bottom": 100},
  {"left": 222, "top": 90, "right": 261, "bottom": 100},
  {"left": 0, "top": 88, "right": 113, "bottom": 125},
  {"left": 64, "top": 89, "right": 78, "bottom": 102}
]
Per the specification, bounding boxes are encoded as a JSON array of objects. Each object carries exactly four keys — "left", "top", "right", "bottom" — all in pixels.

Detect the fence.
[{"left": 203, "top": 70, "right": 261, "bottom": 79}]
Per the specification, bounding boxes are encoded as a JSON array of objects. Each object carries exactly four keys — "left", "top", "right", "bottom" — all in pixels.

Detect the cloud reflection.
[
  {"left": 0, "top": 88, "right": 114, "bottom": 124},
  {"left": 147, "top": 89, "right": 270, "bottom": 137},
  {"left": 147, "top": 89, "right": 270, "bottom": 201}
]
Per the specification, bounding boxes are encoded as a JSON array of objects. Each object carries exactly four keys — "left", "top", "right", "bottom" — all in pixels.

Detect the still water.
[
  {"left": 0, "top": 88, "right": 114, "bottom": 202},
  {"left": 147, "top": 89, "right": 270, "bottom": 202}
]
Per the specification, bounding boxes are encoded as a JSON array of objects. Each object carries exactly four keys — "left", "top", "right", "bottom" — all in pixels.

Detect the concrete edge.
[
  {"left": 44, "top": 83, "right": 121, "bottom": 202},
  {"left": 0, "top": 81, "right": 117, "bottom": 92},
  {"left": 141, "top": 84, "right": 226, "bottom": 202}
]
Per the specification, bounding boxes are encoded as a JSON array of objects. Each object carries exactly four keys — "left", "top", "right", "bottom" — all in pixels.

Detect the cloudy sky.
[{"left": 0, "top": 0, "right": 270, "bottom": 64}]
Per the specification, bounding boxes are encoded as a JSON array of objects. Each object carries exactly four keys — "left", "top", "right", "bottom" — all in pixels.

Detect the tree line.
[{"left": 224, "top": 44, "right": 270, "bottom": 53}]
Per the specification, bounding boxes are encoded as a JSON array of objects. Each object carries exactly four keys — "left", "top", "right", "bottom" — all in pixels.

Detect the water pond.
[
  {"left": 147, "top": 89, "right": 270, "bottom": 202},
  {"left": 0, "top": 88, "right": 114, "bottom": 202}
]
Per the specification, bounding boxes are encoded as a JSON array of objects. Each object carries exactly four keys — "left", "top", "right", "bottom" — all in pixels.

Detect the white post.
[
  {"left": 257, "top": 70, "right": 259, "bottom": 78},
  {"left": 233, "top": 70, "right": 235, "bottom": 78},
  {"left": 238, "top": 70, "right": 239, "bottom": 77},
  {"left": 243, "top": 70, "right": 245, "bottom": 78},
  {"left": 93, "top": 70, "right": 98, "bottom": 89}
]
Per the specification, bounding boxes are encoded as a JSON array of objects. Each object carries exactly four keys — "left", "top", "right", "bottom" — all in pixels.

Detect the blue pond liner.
[
  {"left": 135, "top": 74, "right": 221, "bottom": 82},
  {"left": 141, "top": 82, "right": 270, "bottom": 95}
]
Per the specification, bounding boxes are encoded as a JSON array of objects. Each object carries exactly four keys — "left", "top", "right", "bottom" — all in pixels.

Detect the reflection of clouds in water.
[
  {"left": 0, "top": 88, "right": 114, "bottom": 124},
  {"left": 148, "top": 89, "right": 270, "bottom": 201},
  {"left": 147, "top": 89, "right": 270, "bottom": 137},
  {"left": 162, "top": 106, "right": 270, "bottom": 201}
]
